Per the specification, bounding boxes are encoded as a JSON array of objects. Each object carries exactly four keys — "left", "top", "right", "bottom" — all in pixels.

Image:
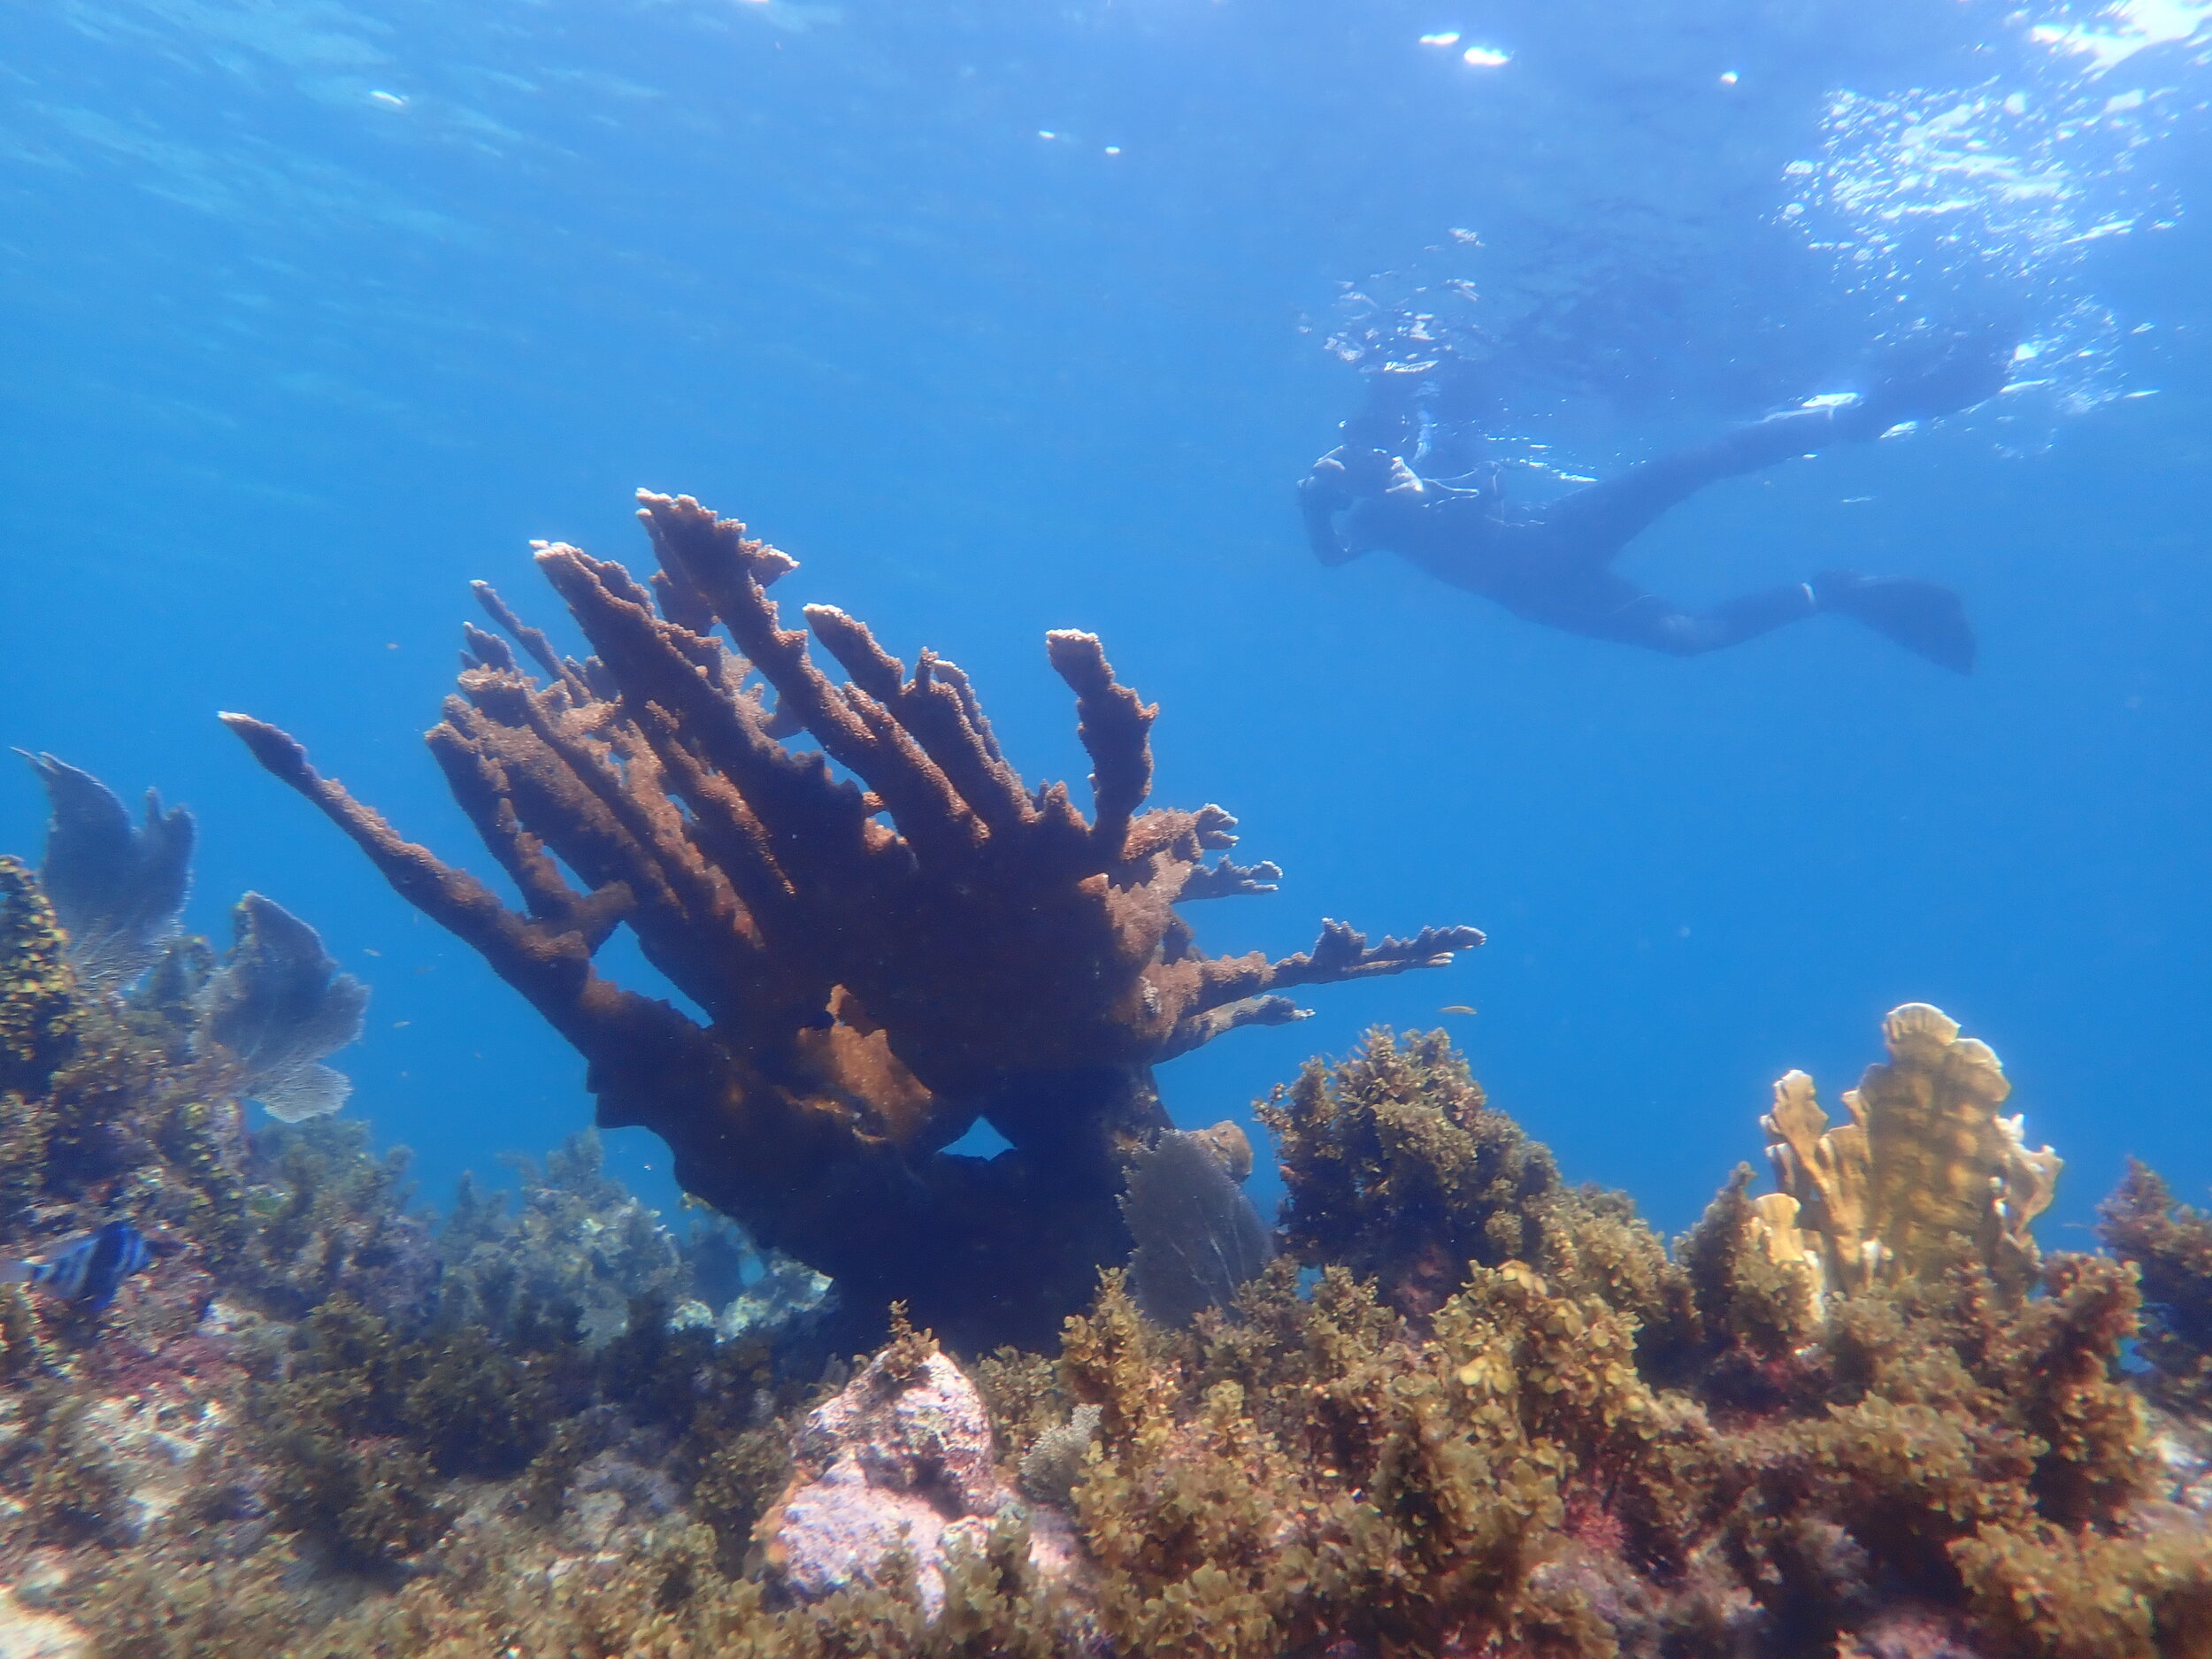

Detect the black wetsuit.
[{"left": 1300, "top": 336, "right": 2008, "bottom": 672}]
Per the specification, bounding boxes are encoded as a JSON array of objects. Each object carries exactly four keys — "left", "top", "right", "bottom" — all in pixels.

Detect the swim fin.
[{"left": 1811, "top": 571, "right": 1977, "bottom": 673}]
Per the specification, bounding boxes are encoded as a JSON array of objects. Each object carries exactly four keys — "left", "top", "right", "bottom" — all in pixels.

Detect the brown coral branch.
[
  {"left": 223, "top": 491, "right": 1482, "bottom": 1348},
  {"left": 1161, "top": 995, "right": 1310, "bottom": 1061},
  {"left": 1184, "top": 918, "right": 1486, "bottom": 1018},
  {"left": 471, "top": 580, "right": 580, "bottom": 692},
  {"left": 1178, "top": 856, "right": 1285, "bottom": 902},
  {"left": 212, "top": 711, "right": 708, "bottom": 1121},
  {"left": 1045, "top": 629, "right": 1155, "bottom": 859}
]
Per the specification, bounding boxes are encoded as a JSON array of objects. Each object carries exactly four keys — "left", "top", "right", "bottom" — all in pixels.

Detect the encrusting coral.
[{"left": 220, "top": 491, "right": 1482, "bottom": 1348}]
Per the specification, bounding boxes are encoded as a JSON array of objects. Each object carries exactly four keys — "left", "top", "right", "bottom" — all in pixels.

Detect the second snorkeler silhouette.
[{"left": 1299, "top": 329, "right": 2013, "bottom": 672}]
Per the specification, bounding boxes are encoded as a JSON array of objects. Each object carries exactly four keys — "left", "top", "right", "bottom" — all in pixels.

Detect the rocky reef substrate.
[{"left": 0, "top": 861, "right": 2207, "bottom": 1656}]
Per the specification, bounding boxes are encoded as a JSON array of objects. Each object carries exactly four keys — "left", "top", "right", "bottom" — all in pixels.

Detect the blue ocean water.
[{"left": 3, "top": 0, "right": 2208, "bottom": 1250}]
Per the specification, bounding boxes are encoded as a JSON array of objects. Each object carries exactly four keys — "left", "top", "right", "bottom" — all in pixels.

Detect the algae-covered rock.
[
  {"left": 0, "top": 859, "right": 76, "bottom": 1230},
  {"left": 1678, "top": 1164, "right": 1827, "bottom": 1370},
  {"left": 2101, "top": 1160, "right": 2212, "bottom": 1415},
  {"left": 0, "top": 856, "right": 80, "bottom": 1106},
  {"left": 436, "top": 1130, "right": 686, "bottom": 1346},
  {"left": 764, "top": 1316, "right": 1078, "bottom": 1618},
  {"left": 1257, "top": 1027, "right": 1574, "bottom": 1317},
  {"left": 242, "top": 1118, "right": 438, "bottom": 1320}
]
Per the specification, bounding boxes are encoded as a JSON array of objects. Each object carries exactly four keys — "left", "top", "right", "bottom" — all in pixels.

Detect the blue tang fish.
[{"left": 0, "top": 1220, "right": 154, "bottom": 1312}]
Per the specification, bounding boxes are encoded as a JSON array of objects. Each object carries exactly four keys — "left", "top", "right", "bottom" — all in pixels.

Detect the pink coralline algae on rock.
[{"left": 764, "top": 1340, "right": 1073, "bottom": 1617}]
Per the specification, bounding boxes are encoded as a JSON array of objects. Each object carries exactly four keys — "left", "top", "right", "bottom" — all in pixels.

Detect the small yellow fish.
[{"left": 1440, "top": 1004, "right": 1479, "bottom": 1017}]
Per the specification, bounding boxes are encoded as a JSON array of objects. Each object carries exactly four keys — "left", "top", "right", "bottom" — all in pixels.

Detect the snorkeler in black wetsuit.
[{"left": 1298, "top": 329, "right": 2015, "bottom": 672}]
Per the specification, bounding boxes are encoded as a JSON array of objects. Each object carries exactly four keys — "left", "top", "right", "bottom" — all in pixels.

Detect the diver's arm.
[
  {"left": 1299, "top": 467, "right": 1358, "bottom": 566},
  {"left": 1298, "top": 446, "right": 1440, "bottom": 567}
]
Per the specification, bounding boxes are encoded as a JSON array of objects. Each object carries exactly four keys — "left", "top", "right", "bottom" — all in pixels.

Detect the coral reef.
[
  {"left": 6, "top": 756, "right": 2211, "bottom": 1655},
  {"left": 0, "top": 856, "right": 843, "bottom": 1651},
  {"left": 0, "top": 853, "right": 250, "bottom": 1268},
  {"left": 221, "top": 491, "right": 1481, "bottom": 1348},
  {"left": 1031, "top": 1037, "right": 2200, "bottom": 1659},
  {"left": 437, "top": 1130, "right": 743, "bottom": 1346},
  {"left": 0, "top": 759, "right": 371, "bottom": 1302},
  {"left": 241, "top": 1118, "right": 438, "bottom": 1320}
]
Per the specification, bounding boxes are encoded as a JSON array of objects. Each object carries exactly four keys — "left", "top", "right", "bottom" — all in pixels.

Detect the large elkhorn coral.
[{"left": 223, "top": 492, "right": 1480, "bottom": 1346}]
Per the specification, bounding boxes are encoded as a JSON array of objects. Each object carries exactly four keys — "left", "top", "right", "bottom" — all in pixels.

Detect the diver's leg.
[
  {"left": 1519, "top": 566, "right": 1974, "bottom": 669},
  {"left": 1500, "top": 565, "right": 1817, "bottom": 656},
  {"left": 1535, "top": 324, "right": 2016, "bottom": 565},
  {"left": 1578, "top": 573, "right": 1975, "bottom": 669},
  {"left": 1594, "top": 582, "right": 1823, "bottom": 657},
  {"left": 1534, "top": 408, "right": 1872, "bottom": 561}
]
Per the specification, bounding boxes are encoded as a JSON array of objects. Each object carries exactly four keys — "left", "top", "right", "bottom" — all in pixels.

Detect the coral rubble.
[{"left": 221, "top": 491, "right": 1481, "bottom": 1348}]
